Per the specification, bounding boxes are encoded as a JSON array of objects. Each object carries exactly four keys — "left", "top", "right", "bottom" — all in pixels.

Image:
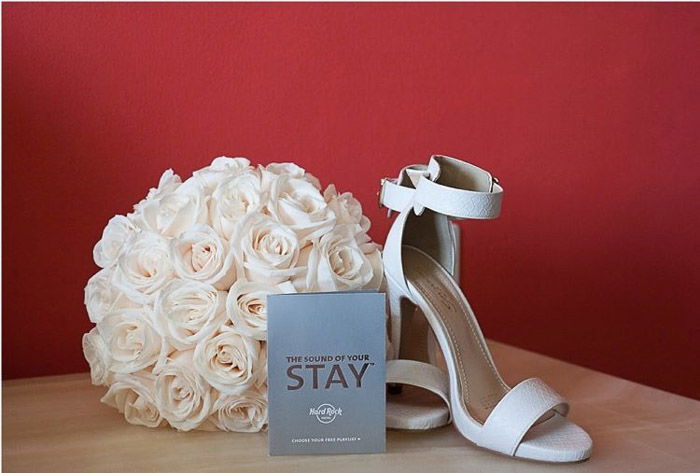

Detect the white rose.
[
  {"left": 170, "top": 224, "right": 238, "bottom": 289},
  {"left": 192, "top": 156, "right": 251, "bottom": 193},
  {"left": 209, "top": 170, "right": 264, "bottom": 237},
  {"left": 97, "top": 307, "right": 165, "bottom": 374},
  {"left": 233, "top": 213, "right": 303, "bottom": 284},
  {"left": 305, "top": 224, "right": 376, "bottom": 291},
  {"left": 82, "top": 327, "right": 113, "bottom": 385},
  {"left": 260, "top": 162, "right": 321, "bottom": 189},
  {"left": 360, "top": 238, "right": 384, "bottom": 291},
  {"left": 155, "top": 350, "right": 212, "bottom": 431},
  {"left": 84, "top": 268, "right": 139, "bottom": 324},
  {"left": 193, "top": 330, "right": 263, "bottom": 395},
  {"left": 209, "top": 387, "right": 268, "bottom": 432},
  {"left": 263, "top": 162, "right": 305, "bottom": 178},
  {"left": 101, "top": 372, "right": 163, "bottom": 428},
  {"left": 257, "top": 342, "right": 268, "bottom": 389},
  {"left": 93, "top": 215, "right": 138, "bottom": 268},
  {"left": 353, "top": 229, "right": 384, "bottom": 290},
  {"left": 323, "top": 184, "right": 370, "bottom": 232},
  {"left": 155, "top": 279, "right": 225, "bottom": 350},
  {"left": 289, "top": 245, "right": 311, "bottom": 292},
  {"left": 267, "top": 175, "right": 335, "bottom": 241},
  {"left": 136, "top": 178, "right": 208, "bottom": 238},
  {"left": 225, "top": 280, "right": 294, "bottom": 340},
  {"left": 133, "top": 169, "right": 182, "bottom": 214},
  {"left": 114, "top": 232, "right": 175, "bottom": 303}
]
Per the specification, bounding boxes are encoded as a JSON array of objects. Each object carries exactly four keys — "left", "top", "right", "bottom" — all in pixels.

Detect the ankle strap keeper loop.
[{"left": 378, "top": 164, "right": 431, "bottom": 214}]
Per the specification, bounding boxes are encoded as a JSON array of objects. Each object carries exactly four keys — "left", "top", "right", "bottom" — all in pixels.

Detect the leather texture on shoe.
[{"left": 379, "top": 155, "right": 592, "bottom": 462}]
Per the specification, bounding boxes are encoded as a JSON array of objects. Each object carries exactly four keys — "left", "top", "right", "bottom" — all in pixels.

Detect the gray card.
[{"left": 267, "top": 291, "right": 386, "bottom": 455}]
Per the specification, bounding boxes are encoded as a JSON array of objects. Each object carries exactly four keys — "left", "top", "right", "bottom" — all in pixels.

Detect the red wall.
[{"left": 3, "top": 4, "right": 699, "bottom": 399}]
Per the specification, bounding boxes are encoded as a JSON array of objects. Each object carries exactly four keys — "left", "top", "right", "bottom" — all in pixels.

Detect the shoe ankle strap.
[
  {"left": 415, "top": 155, "right": 503, "bottom": 219},
  {"left": 379, "top": 155, "right": 503, "bottom": 220}
]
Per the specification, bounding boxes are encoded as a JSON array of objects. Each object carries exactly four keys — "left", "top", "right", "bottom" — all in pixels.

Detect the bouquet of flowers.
[{"left": 82, "top": 157, "right": 383, "bottom": 432}]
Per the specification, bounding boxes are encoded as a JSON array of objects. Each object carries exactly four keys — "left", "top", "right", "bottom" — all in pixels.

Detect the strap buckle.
[
  {"left": 378, "top": 177, "right": 396, "bottom": 217},
  {"left": 377, "top": 178, "right": 389, "bottom": 209}
]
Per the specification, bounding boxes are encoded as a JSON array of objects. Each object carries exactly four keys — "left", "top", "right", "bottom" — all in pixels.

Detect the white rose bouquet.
[{"left": 83, "top": 157, "right": 383, "bottom": 432}]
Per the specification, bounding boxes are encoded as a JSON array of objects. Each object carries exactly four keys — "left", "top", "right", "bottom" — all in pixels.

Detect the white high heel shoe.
[{"left": 381, "top": 155, "right": 592, "bottom": 462}]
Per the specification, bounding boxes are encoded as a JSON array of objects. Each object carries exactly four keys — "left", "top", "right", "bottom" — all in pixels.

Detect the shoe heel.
[{"left": 385, "top": 276, "right": 415, "bottom": 360}]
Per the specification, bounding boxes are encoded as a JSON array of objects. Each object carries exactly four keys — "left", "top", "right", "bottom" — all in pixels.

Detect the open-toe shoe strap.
[{"left": 478, "top": 378, "right": 569, "bottom": 456}]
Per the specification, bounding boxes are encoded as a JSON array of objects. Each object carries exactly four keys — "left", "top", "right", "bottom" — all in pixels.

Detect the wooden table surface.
[{"left": 3, "top": 341, "right": 699, "bottom": 472}]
